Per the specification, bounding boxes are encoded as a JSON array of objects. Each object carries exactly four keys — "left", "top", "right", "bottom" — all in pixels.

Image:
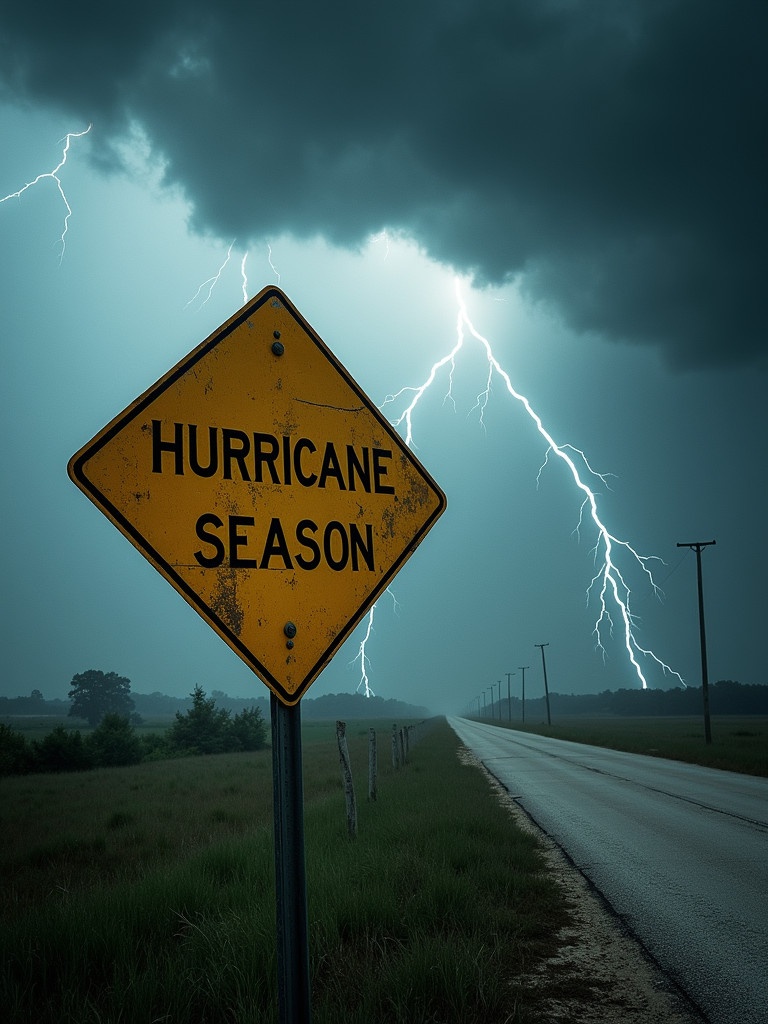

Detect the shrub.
[
  {"left": 168, "top": 686, "right": 233, "bottom": 755},
  {"left": 229, "top": 706, "right": 268, "bottom": 751},
  {"left": 140, "top": 731, "right": 173, "bottom": 761},
  {"left": 0, "top": 723, "right": 33, "bottom": 775},
  {"left": 86, "top": 714, "right": 143, "bottom": 767},
  {"left": 31, "top": 726, "right": 93, "bottom": 773}
]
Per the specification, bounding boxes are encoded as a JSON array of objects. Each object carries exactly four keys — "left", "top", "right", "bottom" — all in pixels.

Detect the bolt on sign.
[{"left": 68, "top": 286, "right": 447, "bottom": 705}]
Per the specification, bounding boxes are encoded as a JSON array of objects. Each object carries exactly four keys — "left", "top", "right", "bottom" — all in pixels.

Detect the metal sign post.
[{"left": 271, "top": 695, "right": 311, "bottom": 1024}]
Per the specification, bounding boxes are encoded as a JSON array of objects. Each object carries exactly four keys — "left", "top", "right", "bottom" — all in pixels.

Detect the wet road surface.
[{"left": 448, "top": 717, "right": 768, "bottom": 1024}]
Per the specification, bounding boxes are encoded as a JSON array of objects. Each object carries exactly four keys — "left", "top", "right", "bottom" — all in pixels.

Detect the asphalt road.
[{"left": 448, "top": 717, "right": 768, "bottom": 1024}]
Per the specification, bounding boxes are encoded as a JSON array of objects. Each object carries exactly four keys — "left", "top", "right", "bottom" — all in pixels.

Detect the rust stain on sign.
[{"left": 68, "top": 286, "right": 446, "bottom": 705}]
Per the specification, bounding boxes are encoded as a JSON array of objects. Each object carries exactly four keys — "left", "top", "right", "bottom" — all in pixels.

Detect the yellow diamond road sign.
[{"left": 68, "top": 286, "right": 446, "bottom": 705}]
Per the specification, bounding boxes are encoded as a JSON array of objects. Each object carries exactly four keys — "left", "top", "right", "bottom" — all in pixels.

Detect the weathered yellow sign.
[{"left": 68, "top": 286, "right": 446, "bottom": 704}]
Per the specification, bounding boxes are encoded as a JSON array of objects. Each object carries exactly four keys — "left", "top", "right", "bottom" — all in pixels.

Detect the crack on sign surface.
[{"left": 294, "top": 399, "right": 365, "bottom": 413}]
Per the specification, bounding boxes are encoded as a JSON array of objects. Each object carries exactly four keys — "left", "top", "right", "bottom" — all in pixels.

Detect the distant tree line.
[
  {"left": 483, "top": 680, "right": 768, "bottom": 720},
  {"left": 302, "top": 691, "right": 430, "bottom": 720},
  {"left": 0, "top": 690, "right": 70, "bottom": 716},
  {"left": 0, "top": 677, "right": 267, "bottom": 776},
  {"left": 0, "top": 683, "right": 430, "bottom": 723},
  {"left": 130, "top": 688, "right": 429, "bottom": 721}
]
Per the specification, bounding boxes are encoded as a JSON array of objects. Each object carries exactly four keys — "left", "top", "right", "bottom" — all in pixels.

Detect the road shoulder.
[{"left": 458, "top": 746, "right": 706, "bottom": 1023}]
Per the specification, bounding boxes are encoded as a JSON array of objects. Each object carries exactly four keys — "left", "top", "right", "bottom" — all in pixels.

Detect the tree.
[
  {"left": 87, "top": 714, "right": 142, "bottom": 767},
  {"left": 168, "top": 685, "right": 233, "bottom": 755},
  {"left": 68, "top": 669, "right": 134, "bottom": 727}
]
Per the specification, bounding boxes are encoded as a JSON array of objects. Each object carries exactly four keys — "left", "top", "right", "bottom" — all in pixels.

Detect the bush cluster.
[{"left": 0, "top": 688, "right": 267, "bottom": 776}]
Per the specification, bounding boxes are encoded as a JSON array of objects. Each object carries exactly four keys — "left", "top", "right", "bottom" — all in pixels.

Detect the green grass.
[
  {"left": 1, "top": 719, "right": 569, "bottom": 1023},
  {"left": 488, "top": 715, "right": 768, "bottom": 776}
]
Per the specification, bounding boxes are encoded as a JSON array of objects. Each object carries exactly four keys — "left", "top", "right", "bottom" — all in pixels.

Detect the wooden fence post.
[
  {"left": 336, "top": 721, "right": 357, "bottom": 837},
  {"left": 368, "top": 728, "right": 377, "bottom": 801},
  {"left": 391, "top": 723, "right": 399, "bottom": 769}
]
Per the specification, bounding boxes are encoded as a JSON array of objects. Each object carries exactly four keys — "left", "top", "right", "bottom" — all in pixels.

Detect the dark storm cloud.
[{"left": 2, "top": 0, "right": 765, "bottom": 368}]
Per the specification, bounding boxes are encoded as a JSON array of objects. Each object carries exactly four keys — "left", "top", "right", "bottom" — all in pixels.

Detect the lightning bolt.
[
  {"left": 351, "top": 588, "right": 402, "bottom": 697},
  {"left": 0, "top": 124, "right": 92, "bottom": 261},
  {"left": 240, "top": 251, "right": 249, "bottom": 304},
  {"left": 381, "top": 277, "right": 685, "bottom": 690},
  {"left": 186, "top": 241, "right": 288, "bottom": 311},
  {"left": 185, "top": 240, "right": 237, "bottom": 309},
  {"left": 267, "top": 243, "right": 281, "bottom": 284},
  {"left": 353, "top": 608, "right": 376, "bottom": 697}
]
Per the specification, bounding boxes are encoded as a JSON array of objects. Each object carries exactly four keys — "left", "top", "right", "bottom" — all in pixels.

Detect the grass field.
[
  {"left": 1, "top": 718, "right": 571, "bottom": 1024},
  {"left": 483, "top": 715, "right": 768, "bottom": 776}
]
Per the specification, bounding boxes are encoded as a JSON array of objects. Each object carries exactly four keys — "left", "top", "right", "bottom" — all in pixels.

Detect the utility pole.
[
  {"left": 487, "top": 686, "right": 494, "bottom": 719},
  {"left": 677, "top": 540, "right": 716, "bottom": 745},
  {"left": 518, "top": 666, "right": 529, "bottom": 724},
  {"left": 482, "top": 689, "right": 487, "bottom": 717},
  {"left": 505, "top": 672, "right": 515, "bottom": 722},
  {"left": 535, "top": 644, "right": 551, "bottom": 726}
]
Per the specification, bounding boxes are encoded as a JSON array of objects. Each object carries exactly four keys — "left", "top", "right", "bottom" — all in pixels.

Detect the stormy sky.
[{"left": 1, "top": 0, "right": 765, "bottom": 713}]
